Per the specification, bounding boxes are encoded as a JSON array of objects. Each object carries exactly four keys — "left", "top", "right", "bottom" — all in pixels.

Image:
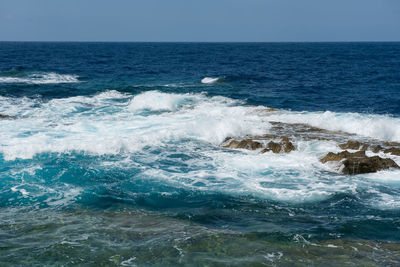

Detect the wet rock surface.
[
  {"left": 260, "top": 139, "right": 296, "bottom": 154},
  {"left": 0, "top": 114, "right": 12, "bottom": 119},
  {"left": 370, "top": 145, "right": 383, "bottom": 153},
  {"left": 338, "top": 140, "right": 400, "bottom": 156},
  {"left": 321, "top": 150, "right": 400, "bottom": 175},
  {"left": 223, "top": 139, "right": 263, "bottom": 150},
  {"left": 267, "top": 121, "right": 353, "bottom": 142},
  {"left": 383, "top": 147, "right": 400, "bottom": 156},
  {"left": 0, "top": 114, "right": 18, "bottom": 119},
  {"left": 223, "top": 136, "right": 296, "bottom": 154},
  {"left": 339, "top": 141, "right": 368, "bottom": 151}
]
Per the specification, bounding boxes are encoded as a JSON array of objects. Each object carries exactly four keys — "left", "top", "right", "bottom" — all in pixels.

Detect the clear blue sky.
[{"left": 1, "top": 0, "right": 399, "bottom": 42}]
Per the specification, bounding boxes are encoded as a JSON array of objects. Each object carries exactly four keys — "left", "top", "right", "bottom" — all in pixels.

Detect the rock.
[
  {"left": 256, "top": 134, "right": 278, "bottom": 140},
  {"left": 223, "top": 139, "right": 263, "bottom": 150},
  {"left": 383, "top": 141, "right": 400, "bottom": 147},
  {"left": 383, "top": 147, "right": 400, "bottom": 156},
  {"left": 320, "top": 150, "right": 399, "bottom": 175},
  {"left": 0, "top": 114, "right": 17, "bottom": 119},
  {"left": 371, "top": 145, "right": 383, "bottom": 153},
  {"left": 338, "top": 140, "right": 367, "bottom": 150},
  {"left": 261, "top": 141, "right": 282, "bottom": 153},
  {"left": 260, "top": 138, "right": 296, "bottom": 154},
  {"left": 223, "top": 140, "right": 240, "bottom": 149},
  {"left": 342, "top": 156, "right": 399, "bottom": 175},
  {"left": 281, "top": 136, "right": 290, "bottom": 142},
  {"left": 320, "top": 150, "right": 364, "bottom": 163},
  {"left": 282, "top": 139, "right": 296, "bottom": 153}
]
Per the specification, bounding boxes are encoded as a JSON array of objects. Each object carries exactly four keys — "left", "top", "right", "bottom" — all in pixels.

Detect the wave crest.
[
  {"left": 201, "top": 77, "right": 221, "bottom": 84},
  {"left": 0, "top": 72, "right": 79, "bottom": 84}
]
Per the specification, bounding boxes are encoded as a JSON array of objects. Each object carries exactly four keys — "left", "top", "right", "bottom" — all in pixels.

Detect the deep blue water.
[{"left": 1, "top": 42, "right": 400, "bottom": 266}]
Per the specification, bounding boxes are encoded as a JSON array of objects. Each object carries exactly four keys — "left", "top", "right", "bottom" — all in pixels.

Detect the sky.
[{"left": 0, "top": 0, "right": 399, "bottom": 42}]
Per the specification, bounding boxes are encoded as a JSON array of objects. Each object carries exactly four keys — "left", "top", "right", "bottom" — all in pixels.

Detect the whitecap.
[
  {"left": 201, "top": 77, "right": 220, "bottom": 84},
  {"left": 128, "top": 90, "right": 201, "bottom": 112},
  {"left": 0, "top": 72, "right": 79, "bottom": 84}
]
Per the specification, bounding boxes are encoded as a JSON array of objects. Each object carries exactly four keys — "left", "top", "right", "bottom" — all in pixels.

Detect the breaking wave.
[
  {"left": 201, "top": 77, "right": 221, "bottom": 84},
  {"left": 0, "top": 72, "right": 79, "bottom": 84},
  {"left": 1, "top": 90, "right": 400, "bottom": 205}
]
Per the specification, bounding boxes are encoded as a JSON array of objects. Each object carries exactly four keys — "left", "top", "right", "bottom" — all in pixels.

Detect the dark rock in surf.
[
  {"left": 321, "top": 150, "right": 399, "bottom": 175},
  {"left": 222, "top": 136, "right": 295, "bottom": 153},
  {"left": 321, "top": 150, "right": 365, "bottom": 163},
  {"left": 223, "top": 139, "right": 263, "bottom": 150},
  {"left": 0, "top": 114, "right": 15, "bottom": 119},
  {"left": 383, "top": 147, "right": 400, "bottom": 156},
  {"left": 338, "top": 140, "right": 367, "bottom": 151},
  {"left": 260, "top": 141, "right": 281, "bottom": 154},
  {"left": 370, "top": 145, "right": 383, "bottom": 153},
  {"left": 260, "top": 138, "right": 296, "bottom": 154}
]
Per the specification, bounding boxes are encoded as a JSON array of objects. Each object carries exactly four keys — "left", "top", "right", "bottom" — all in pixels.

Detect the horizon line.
[{"left": 1, "top": 40, "right": 400, "bottom": 44}]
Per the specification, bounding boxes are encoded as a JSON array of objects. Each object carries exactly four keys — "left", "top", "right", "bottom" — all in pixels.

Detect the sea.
[{"left": 0, "top": 42, "right": 400, "bottom": 266}]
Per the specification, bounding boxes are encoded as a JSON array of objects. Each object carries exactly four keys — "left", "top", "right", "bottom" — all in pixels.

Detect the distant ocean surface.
[{"left": 1, "top": 42, "right": 400, "bottom": 266}]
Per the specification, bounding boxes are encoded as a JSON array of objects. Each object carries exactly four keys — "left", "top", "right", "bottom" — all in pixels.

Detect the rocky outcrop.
[
  {"left": 383, "top": 147, "right": 400, "bottom": 156},
  {"left": 223, "top": 137, "right": 296, "bottom": 154},
  {"left": 321, "top": 150, "right": 399, "bottom": 175},
  {"left": 370, "top": 145, "right": 383, "bottom": 153},
  {"left": 221, "top": 120, "right": 400, "bottom": 175},
  {"left": 338, "top": 141, "right": 368, "bottom": 151},
  {"left": 223, "top": 139, "right": 263, "bottom": 150},
  {"left": 260, "top": 138, "right": 296, "bottom": 154},
  {"left": 338, "top": 140, "right": 400, "bottom": 156},
  {"left": 261, "top": 141, "right": 282, "bottom": 154}
]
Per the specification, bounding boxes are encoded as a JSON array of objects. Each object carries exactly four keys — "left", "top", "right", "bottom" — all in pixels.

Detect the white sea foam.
[
  {"left": 201, "top": 77, "right": 220, "bottom": 84},
  {"left": 0, "top": 90, "right": 269, "bottom": 160},
  {"left": 11, "top": 186, "right": 29, "bottom": 197},
  {"left": 264, "top": 110, "right": 400, "bottom": 142},
  {"left": 128, "top": 91, "right": 200, "bottom": 112},
  {"left": 1, "top": 90, "right": 399, "bottom": 205},
  {"left": 0, "top": 72, "right": 79, "bottom": 84}
]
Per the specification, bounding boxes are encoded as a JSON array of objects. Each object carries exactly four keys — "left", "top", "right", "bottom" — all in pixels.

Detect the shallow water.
[{"left": 1, "top": 42, "right": 400, "bottom": 266}]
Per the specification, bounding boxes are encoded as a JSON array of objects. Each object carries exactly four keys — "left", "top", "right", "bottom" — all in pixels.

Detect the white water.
[
  {"left": 0, "top": 90, "right": 270, "bottom": 160},
  {"left": 201, "top": 77, "right": 220, "bottom": 84},
  {"left": 264, "top": 110, "right": 400, "bottom": 143},
  {"left": 1, "top": 90, "right": 400, "bottom": 206},
  {"left": 0, "top": 72, "right": 79, "bottom": 84}
]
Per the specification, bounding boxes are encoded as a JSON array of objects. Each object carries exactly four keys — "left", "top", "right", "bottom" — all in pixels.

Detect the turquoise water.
[{"left": 1, "top": 42, "right": 400, "bottom": 266}]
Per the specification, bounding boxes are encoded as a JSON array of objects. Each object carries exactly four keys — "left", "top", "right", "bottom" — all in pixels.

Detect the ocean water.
[{"left": 1, "top": 42, "right": 400, "bottom": 266}]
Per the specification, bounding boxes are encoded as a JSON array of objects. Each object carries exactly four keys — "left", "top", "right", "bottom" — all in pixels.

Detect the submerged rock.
[
  {"left": 321, "top": 150, "right": 399, "bottom": 175},
  {"left": 223, "top": 139, "right": 263, "bottom": 150}
]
